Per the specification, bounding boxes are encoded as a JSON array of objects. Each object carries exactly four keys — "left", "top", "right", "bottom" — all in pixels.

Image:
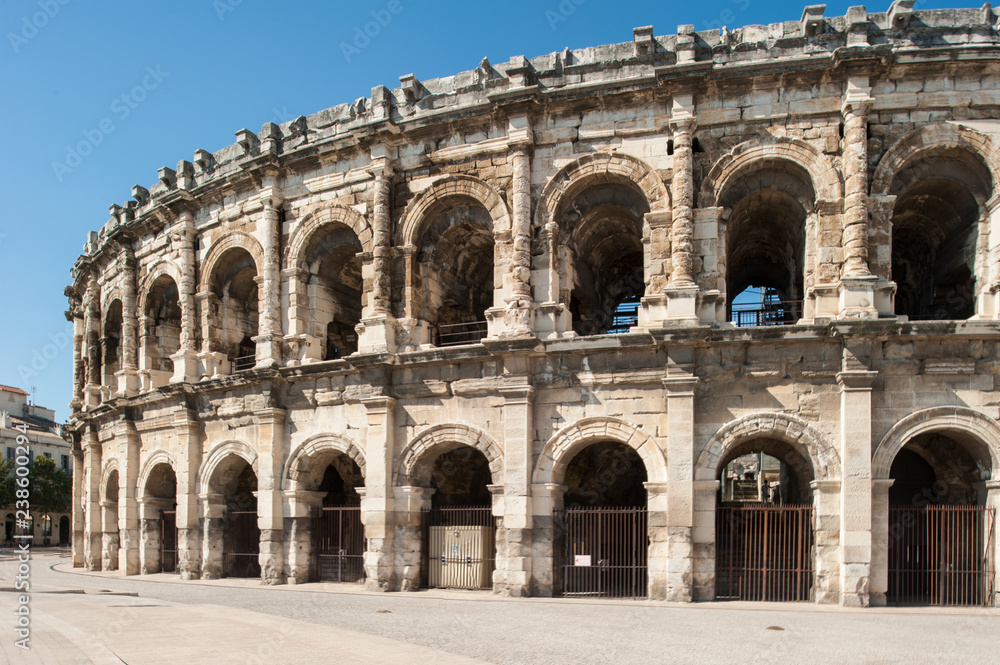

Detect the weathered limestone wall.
[{"left": 66, "top": 3, "right": 1000, "bottom": 607}]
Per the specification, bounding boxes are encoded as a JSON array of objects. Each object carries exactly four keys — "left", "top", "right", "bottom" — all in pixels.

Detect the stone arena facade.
[{"left": 66, "top": 2, "right": 1000, "bottom": 607}]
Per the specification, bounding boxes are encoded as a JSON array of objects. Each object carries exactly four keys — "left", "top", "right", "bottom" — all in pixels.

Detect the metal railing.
[
  {"left": 556, "top": 507, "right": 649, "bottom": 599},
  {"left": 729, "top": 300, "right": 803, "bottom": 327},
  {"left": 434, "top": 320, "right": 488, "bottom": 347},
  {"left": 223, "top": 510, "right": 260, "bottom": 578},
  {"left": 233, "top": 354, "right": 256, "bottom": 371},
  {"left": 888, "top": 504, "right": 996, "bottom": 607},
  {"left": 311, "top": 506, "right": 366, "bottom": 584}
]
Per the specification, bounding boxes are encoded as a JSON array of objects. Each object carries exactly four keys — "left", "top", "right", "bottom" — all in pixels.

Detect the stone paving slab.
[{"left": 0, "top": 586, "right": 492, "bottom": 665}]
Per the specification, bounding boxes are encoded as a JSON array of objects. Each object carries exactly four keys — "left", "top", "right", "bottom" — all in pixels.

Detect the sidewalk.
[{"left": 0, "top": 578, "right": 492, "bottom": 665}]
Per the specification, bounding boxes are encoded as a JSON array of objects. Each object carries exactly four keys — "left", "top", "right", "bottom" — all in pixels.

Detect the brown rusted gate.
[
  {"left": 557, "top": 507, "right": 648, "bottom": 599},
  {"left": 888, "top": 504, "right": 996, "bottom": 607},
  {"left": 223, "top": 510, "right": 260, "bottom": 578},
  {"left": 311, "top": 506, "right": 366, "bottom": 583},
  {"left": 715, "top": 502, "right": 814, "bottom": 601},
  {"left": 421, "top": 506, "right": 496, "bottom": 590},
  {"left": 160, "top": 509, "right": 178, "bottom": 573}
]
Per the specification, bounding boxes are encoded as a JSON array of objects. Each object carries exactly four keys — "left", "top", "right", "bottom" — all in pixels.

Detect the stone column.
[
  {"left": 500, "top": 143, "right": 534, "bottom": 338},
  {"left": 138, "top": 499, "right": 170, "bottom": 574},
  {"left": 358, "top": 146, "right": 397, "bottom": 353},
  {"left": 283, "top": 267, "right": 322, "bottom": 364},
  {"left": 393, "top": 486, "right": 434, "bottom": 591},
  {"left": 255, "top": 190, "right": 284, "bottom": 367},
  {"left": 283, "top": 490, "right": 325, "bottom": 583},
  {"left": 72, "top": 447, "right": 85, "bottom": 567},
  {"left": 837, "top": 370, "right": 877, "bottom": 606},
  {"left": 644, "top": 482, "right": 671, "bottom": 600},
  {"left": 83, "top": 430, "right": 102, "bottom": 570},
  {"left": 663, "top": 367, "right": 699, "bottom": 602},
  {"left": 812, "top": 479, "right": 843, "bottom": 604},
  {"left": 174, "top": 408, "right": 203, "bottom": 580},
  {"left": 117, "top": 249, "right": 140, "bottom": 396},
  {"left": 100, "top": 500, "right": 119, "bottom": 572},
  {"left": 869, "top": 478, "right": 894, "bottom": 606},
  {"left": 117, "top": 419, "right": 140, "bottom": 575},
  {"left": 529, "top": 483, "right": 565, "bottom": 597},
  {"left": 84, "top": 278, "right": 102, "bottom": 409},
  {"left": 839, "top": 77, "right": 879, "bottom": 318},
  {"left": 497, "top": 381, "right": 534, "bottom": 596},
  {"left": 196, "top": 291, "right": 227, "bottom": 378},
  {"left": 255, "top": 407, "right": 287, "bottom": 584},
  {"left": 361, "top": 396, "right": 397, "bottom": 590},
  {"left": 199, "top": 492, "right": 225, "bottom": 579},
  {"left": 664, "top": 95, "right": 700, "bottom": 323},
  {"left": 171, "top": 211, "right": 201, "bottom": 382},
  {"left": 69, "top": 305, "right": 85, "bottom": 410},
  {"left": 669, "top": 118, "right": 696, "bottom": 287},
  {"left": 691, "top": 480, "right": 720, "bottom": 600}
]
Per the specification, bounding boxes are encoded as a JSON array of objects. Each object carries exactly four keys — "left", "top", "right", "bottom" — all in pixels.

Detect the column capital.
[
  {"left": 810, "top": 479, "right": 842, "bottom": 493},
  {"left": 662, "top": 375, "right": 699, "bottom": 394},
  {"left": 361, "top": 396, "right": 397, "bottom": 413},
  {"left": 837, "top": 370, "right": 878, "bottom": 390},
  {"left": 872, "top": 478, "right": 895, "bottom": 490}
]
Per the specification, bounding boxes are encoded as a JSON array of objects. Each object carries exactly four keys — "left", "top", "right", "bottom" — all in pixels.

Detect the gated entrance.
[
  {"left": 887, "top": 505, "right": 996, "bottom": 607},
  {"left": 160, "top": 510, "right": 178, "bottom": 573},
  {"left": 557, "top": 507, "right": 648, "bottom": 598},
  {"left": 421, "top": 506, "right": 496, "bottom": 590},
  {"left": 715, "top": 502, "right": 814, "bottom": 601},
  {"left": 223, "top": 510, "right": 260, "bottom": 578},
  {"left": 311, "top": 506, "right": 365, "bottom": 583}
]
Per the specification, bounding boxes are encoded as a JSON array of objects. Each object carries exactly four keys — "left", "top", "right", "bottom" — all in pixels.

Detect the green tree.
[
  {"left": 0, "top": 458, "right": 13, "bottom": 507},
  {"left": 27, "top": 456, "right": 72, "bottom": 515}
]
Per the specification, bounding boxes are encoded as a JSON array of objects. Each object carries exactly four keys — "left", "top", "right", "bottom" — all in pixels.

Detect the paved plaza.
[{"left": 0, "top": 550, "right": 996, "bottom": 664}]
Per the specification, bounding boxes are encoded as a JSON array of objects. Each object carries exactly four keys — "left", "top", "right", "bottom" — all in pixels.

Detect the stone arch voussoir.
[
  {"left": 284, "top": 433, "right": 367, "bottom": 490},
  {"left": 394, "top": 423, "right": 503, "bottom": 487},
  {"left": 197, "top": 440, "right": 258, "bottom": 496},
  {"left": 396, "top": 175, "right": 511, "bottom": 248},
  {"left": 284, "top": 204, "right": 373, "bottom": 271}
]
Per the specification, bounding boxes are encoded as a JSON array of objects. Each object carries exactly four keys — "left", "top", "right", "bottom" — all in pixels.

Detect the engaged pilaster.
[
  {"left": 170, "top": 210, "right": 201, "bottom": 382},
  {"left": 255, "top": 186, "right": 284, "bottom": 367},
  {"left": 358, "top": 144, "right": 397, "bottom": 353},
  {"left": 664, "top": 93, "right": 700, "bottom": 324}
]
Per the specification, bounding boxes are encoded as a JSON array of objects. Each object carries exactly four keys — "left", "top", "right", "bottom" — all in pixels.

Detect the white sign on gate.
[{"left": 574, "top": 555, "right": 592, "bottom": 567}]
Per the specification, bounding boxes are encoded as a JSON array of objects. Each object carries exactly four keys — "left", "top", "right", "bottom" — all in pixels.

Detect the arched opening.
[
  {"left": 890, "top": 150, "right": 992, "bottom": 320},
  {"left": 41, "top": 514, "right": 52, "bottom": 545},
  {"left": 143, "top": 463, "right": 178, "bottom": 573},
  {"left": 306, "top": 455, "right": 365, "bottom": 583},
  {"left": 204, "top": 454, "right": 260, "bottom": 579},
  {"left": 59, "top": 515, "right": 70, "bottom": 546},
  {"left": 417, "top": 199, "right": 495, "bottom": 346},
  {"left": 210, "top": 248, "right": 259, "bottom": 372},
  {"left": 721, "top": 162, "right": 812, "bottom": 327},
  {"left": 416, "top": 445, "right": 496, "bottom": 590},
  {"left": 887, "top": 430, "right": 994, "bottom": 606},
  {"left": 302, "top": 224, "right": 363, "bottom": 360},
  {"left": 560, "top": 182, "right": 647, "bottom": 336},
  {"left": 142, "top": 275, "right": 181, "bottom": 386},
  {"left": 715, "top": 438, "right": 815, "bottom": 601},
  {"left": 103, "top": 469, "right": 120, "bottom": 572},
  {"left": 558, "top": 441, "right": 649, "bottom": 598},
  {"left": 102, "top": 300, "right": 124, "bottom": 389}
]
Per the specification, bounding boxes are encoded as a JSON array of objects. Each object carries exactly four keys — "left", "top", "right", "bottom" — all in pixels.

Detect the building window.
[
  {"left": 5, "top": 447, "right": 13, "bottom": 461},
  {"left": 43, "top": 452, "right": 52, "bottom": 460},
  {"left": 42, "top": 515, "right": 52, "bottom": 537},
  {"left": 61, "top": 455, "right": 70, "bottom": 472}
]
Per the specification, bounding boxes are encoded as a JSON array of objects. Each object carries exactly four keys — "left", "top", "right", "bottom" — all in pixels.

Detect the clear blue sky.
[{"left": 0, "top": 0, "right": 969, "bottom": 421}]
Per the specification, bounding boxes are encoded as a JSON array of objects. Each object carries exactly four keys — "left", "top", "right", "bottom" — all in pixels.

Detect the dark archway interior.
[
  {"left": 103, "top": 300, "right": 124, "bottom": 384},
  {"left": 720, "top": 162, "right": 812, "bottom": 323},
  {"left": 889, "top": 431, "right": 990, "bottom": 506},
  {"left": 222, "top": 461, "right": 258, "bottom": 512},
  {"left": 211, "top": 248, "right": 259, "bottom": 363},
  {"left": 144, "top": 275, "right": 182, "bottom": 373},
  {"left": 105, "top": 469, "right": 120, "bottom": 507},
  {"left": 563, "top": 441, "right": 648, "bottom": 507},
  {"left": 317, "top": 459, "right": 364, "bottom": 506},
  {"left": 562, "top": 183, "right": 647, "bottom": 336},
  {"left": 891, "top": 149, "right": 991, "bottom": 320},
  {"left": 718, "top": 438, "right": 814, "bottom": 504},
  {"left": 304, "top": 224, "right": 363, "bottom": 359},
  {"left": 418, "top": 199, "right": 494, "bottom": 342},
  {"left": 429, "top": 447, "right": 493, "bottom": 508},
  {"left": 145, "top": 463, "right": 177, "bottom": 507}
]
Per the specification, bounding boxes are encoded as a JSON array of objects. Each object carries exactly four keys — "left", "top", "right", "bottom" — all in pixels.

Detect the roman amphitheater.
[{"left": 65, "top": 2, "right": 1000, "bottom": 608}]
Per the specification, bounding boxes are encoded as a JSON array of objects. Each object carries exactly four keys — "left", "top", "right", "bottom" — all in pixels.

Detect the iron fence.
[
  {"left": 556, "top": 507, "right": 648, "bottom": 599},
  {"left": 223, "top": 510, "right": 260, "bottom": 578},
  {"left": 434, "top": 320, "right": 488, "bottom": 347},
  {"left": 160, "top": 509, "right": 178, "bottom": 574},
  {"left": 311, "top": 506, "right": 366, "bottom": 583}
]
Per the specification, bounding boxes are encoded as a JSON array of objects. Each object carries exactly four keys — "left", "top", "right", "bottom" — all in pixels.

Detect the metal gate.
[
  {"left": 421, "top": 506, "right": 495, "bottom": 590},
  {"left": 715, "top": 503, "right": 814, "bottom": 601},
  {"left": 888, "top": 504, "right": 996, "bottom": 607},
  {"left": 160, "top": 509, "right": 178, "bottom": 573},
  {"left": 223, "top": 510, "right": 260, "bottom": 578},
  {"left": 311, "top": 506, "right": 366, "bottom": 583},
  {"left": 557, "top": 507, "right": 648, "bottom": 599}
]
